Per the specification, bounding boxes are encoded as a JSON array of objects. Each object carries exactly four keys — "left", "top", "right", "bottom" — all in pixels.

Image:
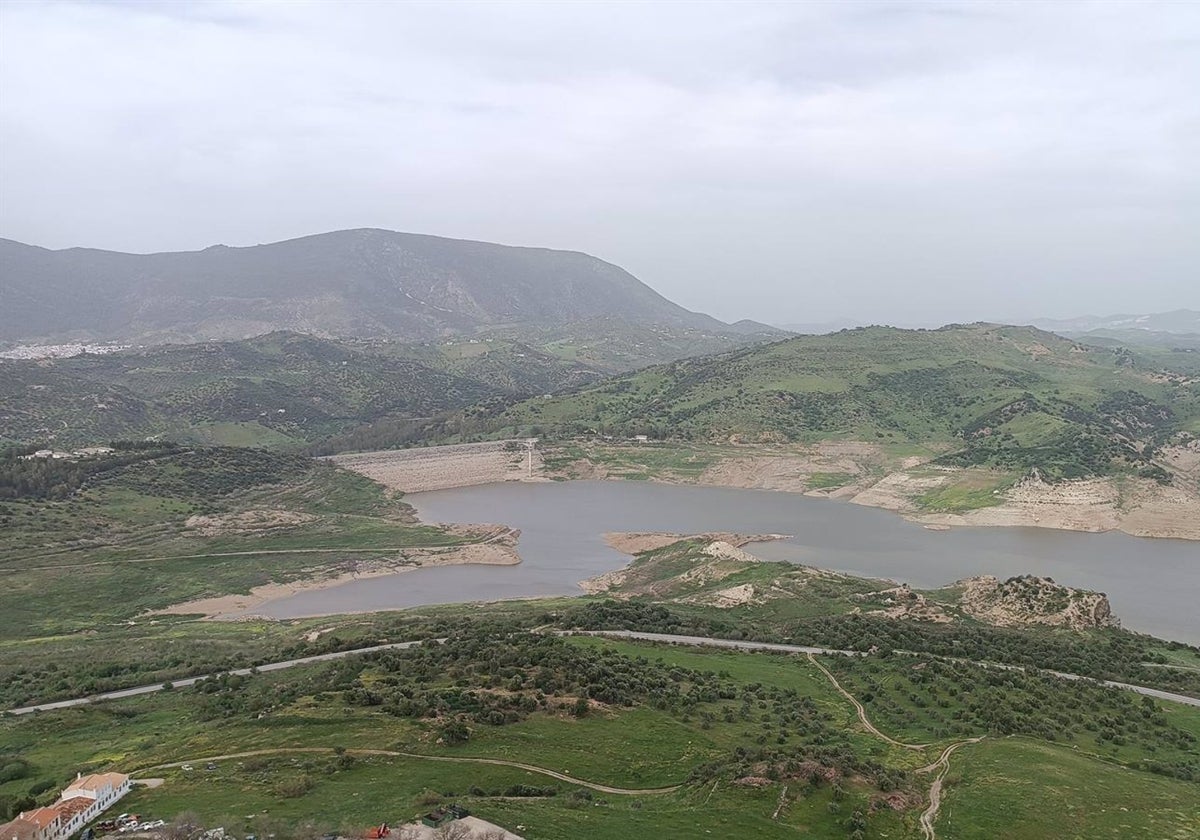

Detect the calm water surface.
[{"left": 261, "top": 481, "right": 1199, "bottom": 644}]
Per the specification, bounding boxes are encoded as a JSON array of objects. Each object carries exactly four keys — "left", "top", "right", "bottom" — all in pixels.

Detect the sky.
[{"left": 0, "top": 0, "right": 1197, "bottom": 327}]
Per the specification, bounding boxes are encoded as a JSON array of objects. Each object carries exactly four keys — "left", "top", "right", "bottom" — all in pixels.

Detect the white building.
[{"left": 1, "top": 773, "right": 131, "bottom": 840}]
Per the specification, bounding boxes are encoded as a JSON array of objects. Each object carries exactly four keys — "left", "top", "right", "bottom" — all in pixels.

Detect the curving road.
[
  {"left": 917, "top": 737, "right": 985, "bottom": 840},
  {"left": 573, "top": 630, "right": 1200, "bottom": 708},
  {"left": 8, "top": 629, "right": 1199, "bottom": 717}
]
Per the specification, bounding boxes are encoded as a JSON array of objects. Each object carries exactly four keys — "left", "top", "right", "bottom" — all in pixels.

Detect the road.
[
  {"left": 5, "top": 639, "right": 443, "bottom": 715},
  {"left": 574, "top": 630, "right": 1200, "bottom": 708},
  {"left": 8, "top": 629, "right": 1199, "bottom": 716}
]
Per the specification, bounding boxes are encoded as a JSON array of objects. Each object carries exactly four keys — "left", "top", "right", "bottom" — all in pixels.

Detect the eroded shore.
[
  {"left": 155, "top": 527, "right": 521, "bottom": 620},
  {"left": 335, "top": 441, "right": 1200, "bottom": 540}
]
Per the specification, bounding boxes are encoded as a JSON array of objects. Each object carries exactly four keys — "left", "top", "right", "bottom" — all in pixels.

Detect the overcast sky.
[{"left": 1, "top": 0, "right": 1197, "bottom": 326}]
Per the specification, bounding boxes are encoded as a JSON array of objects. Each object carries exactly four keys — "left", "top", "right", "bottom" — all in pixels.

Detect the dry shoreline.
[
  {"left": 577, "top": 444, "right": 1200, "bottom": 541},
  {"left": 154, "top": 538, "right": 520, "bottom": 621},
  {"left": 332, "top": 441, "right": 1200, "bottom": 541}
]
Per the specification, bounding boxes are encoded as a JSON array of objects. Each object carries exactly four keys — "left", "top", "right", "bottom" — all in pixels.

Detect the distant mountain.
[
  {"left": 1032, "top": 309, "right": 1200, "bottom": 335},
  {"left": 0, "top": 230, "right": 776, "bottom": 354}
]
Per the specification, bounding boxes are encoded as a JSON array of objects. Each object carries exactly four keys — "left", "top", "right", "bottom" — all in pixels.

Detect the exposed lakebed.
[{"left": 259, "top": 480, "right": 1199, "bottom": 644}]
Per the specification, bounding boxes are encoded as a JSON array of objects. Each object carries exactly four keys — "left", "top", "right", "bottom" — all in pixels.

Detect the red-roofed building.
[
  {"left": 0, "top": 809, "right": 62, "bottom": 840},
  {"left": 2, "top": 771, "right": 131, "bottom": 840},
  {"left": 0, "top": 816, "right": 44, "bottom": 840}
]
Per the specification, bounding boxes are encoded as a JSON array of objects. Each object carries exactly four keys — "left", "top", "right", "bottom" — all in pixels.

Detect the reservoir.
[{"left": 260, "top": 480, "right": 1200, "bottom": 644}]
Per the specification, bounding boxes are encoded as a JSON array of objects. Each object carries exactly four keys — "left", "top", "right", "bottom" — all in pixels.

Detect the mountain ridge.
[{"left": 0, "top": 228, "right": 768, "bottom": 346}]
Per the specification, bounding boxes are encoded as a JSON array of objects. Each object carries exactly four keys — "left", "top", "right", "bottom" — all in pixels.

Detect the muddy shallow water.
[{"left": 259, "top": 480, "right": 1199, "bottom": 644}]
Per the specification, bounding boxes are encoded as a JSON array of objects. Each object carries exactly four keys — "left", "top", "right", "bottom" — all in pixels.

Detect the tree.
[{"left": 440, "top": 719, "right": 470, "bottom": 744}]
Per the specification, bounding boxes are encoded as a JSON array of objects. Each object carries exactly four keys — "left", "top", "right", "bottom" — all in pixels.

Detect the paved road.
[
  {"left": 5, "top": 639, "right": 443, "bottom": 716},
  {"left": 570, "top": 629, "right": 862, "bottom": 657},
  {"left": 8, "top": 629, "right": 1199, "bottom": 715},
  {"left": 571, "top": 630, "right": 1200, "bottom": 708}
]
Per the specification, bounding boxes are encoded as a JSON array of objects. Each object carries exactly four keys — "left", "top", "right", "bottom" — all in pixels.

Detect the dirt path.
[
  {"left": 803, "top": 650, "right": 983, "bottom": 840},
  {"left": 805, "top": 653, "right": 930, "bottom": 750},
  {"left": 917, "top": 737, "right": 984, "bottom": 840},
  {"left": 146, "top": 747, "right": 679, "bottom": 795}
]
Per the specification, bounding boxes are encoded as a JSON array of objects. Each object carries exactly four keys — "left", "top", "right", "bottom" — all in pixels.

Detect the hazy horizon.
[{"left": 2, "top": 0, "right": 1197, "bottom": 327}]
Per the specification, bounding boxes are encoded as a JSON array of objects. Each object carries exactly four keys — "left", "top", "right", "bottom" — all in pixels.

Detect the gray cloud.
[{"left": 1, "top": 0, "right": 1196, "bottom": 325}]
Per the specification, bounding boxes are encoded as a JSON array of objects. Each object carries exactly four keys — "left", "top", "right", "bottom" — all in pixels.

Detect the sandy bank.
[
  {"left": 910, "top": 475, "right": 1200, "bottom": 540},
  {"left": 334, "top": 439, "right": 1199, "bottom": 540},
  {"left": 602, "top": 531, "right": 790, "bottom": 555},
  {"left": 589, "top": 443, "right": 1200, "bottom": 541},
  {"left": 154, "top": 540, "right": 520, "bottom": 621}
]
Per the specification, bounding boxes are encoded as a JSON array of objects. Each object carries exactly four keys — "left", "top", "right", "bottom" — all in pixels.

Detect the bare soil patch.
[
  {"left": 153, "top": 539, "right": 520, "bottom": 620},
  {"left": 602, "top": 531, "right": 788, "bottom": 555},
  {"left": 911, "top": 473, "right": 1200, "bottom": 538},
  {"left": 184, "top": 509, "right": 317, "bottom": 536}
]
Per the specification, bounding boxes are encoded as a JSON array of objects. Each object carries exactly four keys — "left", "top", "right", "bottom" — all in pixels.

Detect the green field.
[
  {"left": 3, "top": 631, "right": 1197, "bottom": 839},
  {"left": 0, "top": 446, "right": 467, "bottom": 642},
  {"left": 939, "top": 738, "right": 1200, "bottom": 839}
]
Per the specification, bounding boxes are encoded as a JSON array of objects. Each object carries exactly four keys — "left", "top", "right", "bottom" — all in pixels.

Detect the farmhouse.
[
  {"left": 1, "top": 808, "right": 62, "bottom": 840},
  {"left": 0, "top": 773, "right": 131, "bottom": 840}
]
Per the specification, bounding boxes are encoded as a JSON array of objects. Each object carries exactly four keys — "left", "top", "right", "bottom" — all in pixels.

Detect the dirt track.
[
  {"left": 918, "top": 738, "right": 985, "bottom": 840},
  {"left": 805, "top": 653, "right": 929, "bottom": 750},
  {"left": 146, "top": 747, "right": 680, "bottom": 795}
]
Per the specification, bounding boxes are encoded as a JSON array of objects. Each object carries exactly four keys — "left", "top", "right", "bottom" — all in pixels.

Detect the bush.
[{"left": 273, "top": 775, "right": 315, "bottom": 799}]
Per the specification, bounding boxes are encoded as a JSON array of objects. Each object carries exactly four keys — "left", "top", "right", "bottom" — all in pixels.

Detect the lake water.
[{"left": 260, "top": 480, "right": 1200, "bottom": 644}]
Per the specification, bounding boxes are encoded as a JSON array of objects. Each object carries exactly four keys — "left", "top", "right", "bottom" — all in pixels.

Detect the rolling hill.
[
  {"left": 450, "top": 323, "right": 1200, "bottom": 480},
  {"left": 0, "top": 331, "right": 603, "bottom": 447}
]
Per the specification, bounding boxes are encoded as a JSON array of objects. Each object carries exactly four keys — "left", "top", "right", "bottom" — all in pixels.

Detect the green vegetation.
[
  {"left": 807, "top": 471, "right": 858, "bottom": 489},
  {"left": 557, "top": 599, "right": 1200, "bottom": 699},
  {"left": 939, "top": 737, "right": 1200, "bottom": 839},
  {"left": 822, "top": 654, "right": 1199, "bottom": 779},
  {"left": 3, "top": 625, "right": 1197, "bottom": 838},
  {"left": 438, "top": 324, "right": 1200, "bottom": 481},
  {"left": 0, "top": 331, "right": 600, "bottom": 449},
  {"left": 0, "top": 445, "right": 466, "bottom": 641},
  {"left": 914, "top": 471, "right": 1011, "bottom": 512}
]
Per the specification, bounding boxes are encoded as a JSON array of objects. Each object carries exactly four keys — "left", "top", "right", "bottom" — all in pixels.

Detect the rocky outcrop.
[
  {"left": 849, "top": 584, "right": 953, "bottom": 623},
  {"left": 957, "top": 575, "right": 1118, "bottom": 630}
]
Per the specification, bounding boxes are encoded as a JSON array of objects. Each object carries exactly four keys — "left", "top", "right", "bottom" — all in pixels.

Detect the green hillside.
[
  {"left": 464, "top": 324, "right": 1200, "bottom": 480},
  {"left": 0, "top": 332, "right": 602, "bottom": 448}
]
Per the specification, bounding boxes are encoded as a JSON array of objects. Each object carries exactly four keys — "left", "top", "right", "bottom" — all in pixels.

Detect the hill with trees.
[
  {"left": 0, "top": 331, "right": 603, "bottom": 448},
  {"left": 451, "top": 323, "right": 1200, "bottom": 481}
]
